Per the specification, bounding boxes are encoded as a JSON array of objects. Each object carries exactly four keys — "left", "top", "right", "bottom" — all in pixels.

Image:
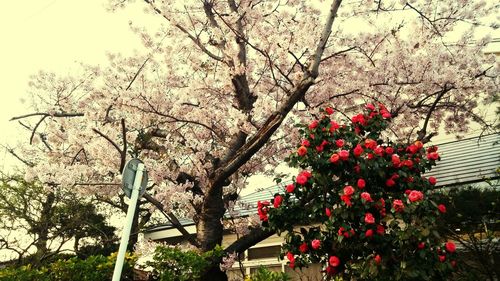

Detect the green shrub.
[
  {"left": 0, "top": 252, "right": 136, "bottom": 281},
  {"left": 248, "top": 266, "right": 290, "bottom": 281},
  {"left": 147, "top": 245, "right": 224, "bottom": 281}
]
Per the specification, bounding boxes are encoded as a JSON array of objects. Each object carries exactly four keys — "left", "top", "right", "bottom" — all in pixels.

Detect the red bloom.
[
  {"left": 329, "top": 121, "right": 340, "bottom": 132},
  {"left": 451, "top": 260, "right": 457, "bottom": 268},
  {"left": 286, "top": 184, "right": 295, "bottom": 193},
  {"left": 376, "top": 225, "right": 385, "bottom": 235},
  {"left": 325, "top": 266, "right": 337, "bottom": 275},
  {"left": 439, "top": 255, "right": 446, "bottom": 262},
  {"left": 338, "top": 227, "right": 345, "bottom": 236},
  {"left": 325, "top": 207, "right": 332, "bottom": 217},
  {"left": 374, "top": 254, "right": 381, "bottom": 265},
  {"left": 352, "top": 114, "right": 367, "bottom": 125},
  {"left": 407, "top": 144, "right": 419, "bottom": 154},
  {"left": 445, "top": 241, "right": 456, "bottom": 253},
  {"left": 299, "top": 242, "right": 308, "bottom": 253},
  {"left": 354, "top": 164, "right": 361, "bottom": 173},
  {"left": 316, "top": 145, "right": 324, "bottom": 152},
  {"left": 357, "top": 178, "right": 366, "bottom": 189},
  {"left": 308, "top": 120, "right": 319, "bottom": 129},
  {"left": 429, "top": 176, "right": 437, "bottom": 185},
  {"left": 391, "top": 154, "right": 401, "bottom": 166},
  {"left": 325, "top": 107, "right": 334, "bottom": 115},
  {"left": 361, "top": 192, "right": 373, "bottom": 202},
  {"left": 364, "top": 139, "right": 377, "bottom": 150},
  {"left": 330, "top": 153, "right": 340, "bottom": 163},
  {"left": 339, "top": 150, "right": 349, "bottom": 160},
  {"left": 365, "top": 229, "right": 373, "bottom": 238},
  {"left": 427, "top": 151, "right": 439, "bottom": 160},
  {"left": 353, "top": 144, "right": 364, "bottom": 157},
  {"left": 418, "top": 242, "right": 425, "bottom": 250},
  {"left": 364, "top": 212, "right": 375, "bottom": 224},
  {"left": 297, "top": 146, "right": 307, "bottom": 156},
  {"left": 343, "top": 185, "right": 355, "bottom": 196},
  {"left": 392, "top": 199, "right": 405, "bottom": 212},
  {"left": 335, "top": 139, "right": 345, "bottom": 147},
  {"left": 366, "top": 103, "right": 376, "bottom": 111},
  {"left": 438, "top": 204, "right": 447, "bottom": 213},
  {"left": 385, "top": 146, "right": 394, "bottom": 155},
  {"left": 329, "top": 256, "right": 340, "bottom": 267},
  {"left": 296, "top": 174, "right": 308, "bottom": 185},
  {"left": 301, "top": 139, "right": 310, "bottom": 147},
  {"left": 385, "top": 178, "right": 396, "bottom": 187},
  {"left": 402, "top": 159, "right": 414, "bottom": 168},
  {"left": 286, "top": 252, "right": 295, "bottom": 268},
  {"left": 257, "top": 201, "right": 270, "bottom": 221},
  {"left": 273, "top": 195, "right": 283, "bottom": 208},
  {"left": 408, "top": 190, "right": 424, "bottom": 202},
  {"left": 311, "top": 239, "right": 321, "bottom": 250},
  {"left": 340, "top": 195, "right": 352, "bottom": 207},
  {"left": 374, "top": 146, "right": 384, "bottom": 156}
]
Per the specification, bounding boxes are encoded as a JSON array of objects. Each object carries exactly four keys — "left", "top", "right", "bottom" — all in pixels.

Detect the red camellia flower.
[
  {"left": 408, "top": 190, "right": 424, "bottom": 202},
  {"left": 339, "top": 150, "right": 349, "bottom": 160},
  {"left": 297, "top": 145, "right": 307, "bottom": 156},
  {"left": 286, "top": 183, "right": 295, "bottom": 193},
  {"left": 325, "top": 107, "right": 334, "bottom": 115},
  {"left": 364, "top": 139, "right": 377, "bottom": 150},
  {"left": 364, "top": 212, "right": 375, "bottom": 224},
  {"left": 391, "top": 154, "right": 401, "bottom": 166},
  {"left": 340, "top": 195, "right": 352, "bottom": 207},
  {"left": 385, "top": 178, "right": 396, "bottom": 187},
  {"left": 374, "top": 146, "right": 384, "bottom": 156},
  {"left": 439, "top": 255, "right": 446, "bottom": 262},
  {"left": 329, "top": 256, "right": 340, "bottom": 267},
  {"left": 299, "top": 242, "right": 308, "bottom": 253},
  {"left": 316, "top": 145, "right": 324, "bottom": 152},
  {"left": 418, "top": 242, "right": 425, "bottom": 250},
  {"left": 338, "top": 227, "right": 345, "bottom": 236},
  {"left": 392, "top": 199, "right": 405, "bottom": 212},
  {"left": 286, "top": 252, "right": 295, "bottom": 268},
  {"left": 451, "top": 260, "right": 457, "bottom": 268},
  {"left": 376, "top": 225, "right": 385, "bottom": 235},
  {"left": 353, "top": 144, "right": 364, "bottom": 157},
  {"left": 428, "top": 176, "right": 437, "bottom": 185},
  {"left": 427, "top": 151, "right": 439, "bottom": 160},
  {"left": 354, "top": 164, "right": 361, "bottom": 173},
  {"left": 366, "top": 103, "right": 376, "bottom": 111},
  {"left": 308, "top": 120, "right": 319, "bottom": 129},
  {"left": 301, "top": 139, "right": 310, "bottom": 147},
  {"left": 296, "top": 174, "right": 308, "bottom": 185},
  {"left": 330, "top": 121, "right": 340, "bottom": 132},
  {"left": 445, "top": 241, "right": 456, "bottom": 253},
  {"left": 330, "top": 153, "right": 340, "bottom": 163},
  {"left": 385, "top": 146, "right": 394, "bottom": 155},
  {"left": 438, "top": 204, "right": 447, "bottom": 213},
  {"left": 407, "top": 144, "right": 419, "bottom": 154},
  {"left": 325, "top": 207, "right": 332, "bottom": 217},
  {"left": 361, "top": 192, "right": 373, "bottom": 202},
  {"left": 365, "top": 229, "right": 373, "bottom": 238},
  {"left": 257, "top": 201, "right": 270, "bottom": 221},
  {"left": 335, "top": 139, "right": 345, "bottom": 147},
  {"left": 374, "top": 254, "right": 381, "bottom": 265},
  {"left": 357, "top": 178, "right": 366, "bottom": 189},
  {"left": 311, "top": 239, "right": 321, "bottom": 250},
  {"left": 343, "top": 185, "right": 355, "bottom": 196},
  {"left": 273, "top": 195, "right": 283, "bottom": 208}
]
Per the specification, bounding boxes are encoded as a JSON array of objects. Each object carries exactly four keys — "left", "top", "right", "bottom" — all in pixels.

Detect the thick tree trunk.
[{"left": 33, "top": 192, "right": 55, "bottom": 266}]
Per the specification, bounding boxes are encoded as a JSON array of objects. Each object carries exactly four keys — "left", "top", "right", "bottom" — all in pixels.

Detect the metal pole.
[{"left": 112, "top": 163, "right": 144, "bottom": 281}]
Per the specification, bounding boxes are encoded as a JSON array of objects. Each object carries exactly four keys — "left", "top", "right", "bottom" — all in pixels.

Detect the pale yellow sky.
[{"left": 0, "top": 1, "right": 154, "bottom": 169}]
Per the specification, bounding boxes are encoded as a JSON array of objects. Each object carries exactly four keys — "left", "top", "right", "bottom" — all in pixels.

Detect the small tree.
[
  {"left": 263, "top": 104, "right": 456, "bottom": 280},
  {"left": 0, "top": 176, "right": 117, "bottom": 266}
]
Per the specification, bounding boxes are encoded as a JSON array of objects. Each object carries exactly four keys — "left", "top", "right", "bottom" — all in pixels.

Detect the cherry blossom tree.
[{"left": 10, "top": 0, "right": 498, "bottom": 279}]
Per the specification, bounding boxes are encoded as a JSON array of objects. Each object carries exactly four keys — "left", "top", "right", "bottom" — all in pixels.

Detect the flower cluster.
[{"left": 261, "top": 105, "right": 455, "bottom": 280}]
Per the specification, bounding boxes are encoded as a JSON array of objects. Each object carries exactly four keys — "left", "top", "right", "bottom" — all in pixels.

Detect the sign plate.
[{"left": 122, "top": 158, "right": 148, "bottom": 198}]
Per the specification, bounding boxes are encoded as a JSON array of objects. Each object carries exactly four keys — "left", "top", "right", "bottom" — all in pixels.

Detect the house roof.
[{"left": 145, "top": 133, "right": 500, "bottom": 233}]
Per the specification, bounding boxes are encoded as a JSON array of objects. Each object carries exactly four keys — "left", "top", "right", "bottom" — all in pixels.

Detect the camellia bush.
[{"left": 259, "top": 104, "right": 457, "bottom": 280}]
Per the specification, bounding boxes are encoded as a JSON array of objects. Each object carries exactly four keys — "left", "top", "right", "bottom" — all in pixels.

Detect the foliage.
[
  {"left": 245, "top": 266, "right": 290, "bottom": 281},
  {"left": 263, "top": 105, "right": 456, "bottom": 280},
  {"left": 439, "top": 185, "right": 500, "bottom": 281},
  {"left": 147, "top": 245, "right": 225, "bottom": 281},
  {"left": 0, "top": 252, "right": 136, "bottom": 281},
  {"left": 0, "top": 176, "right": 117, "bottom": 266}
]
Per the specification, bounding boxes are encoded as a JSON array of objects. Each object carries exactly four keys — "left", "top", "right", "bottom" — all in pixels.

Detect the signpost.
[{"left": 112, "top": 159, "right": 148, "bottom": 281}]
